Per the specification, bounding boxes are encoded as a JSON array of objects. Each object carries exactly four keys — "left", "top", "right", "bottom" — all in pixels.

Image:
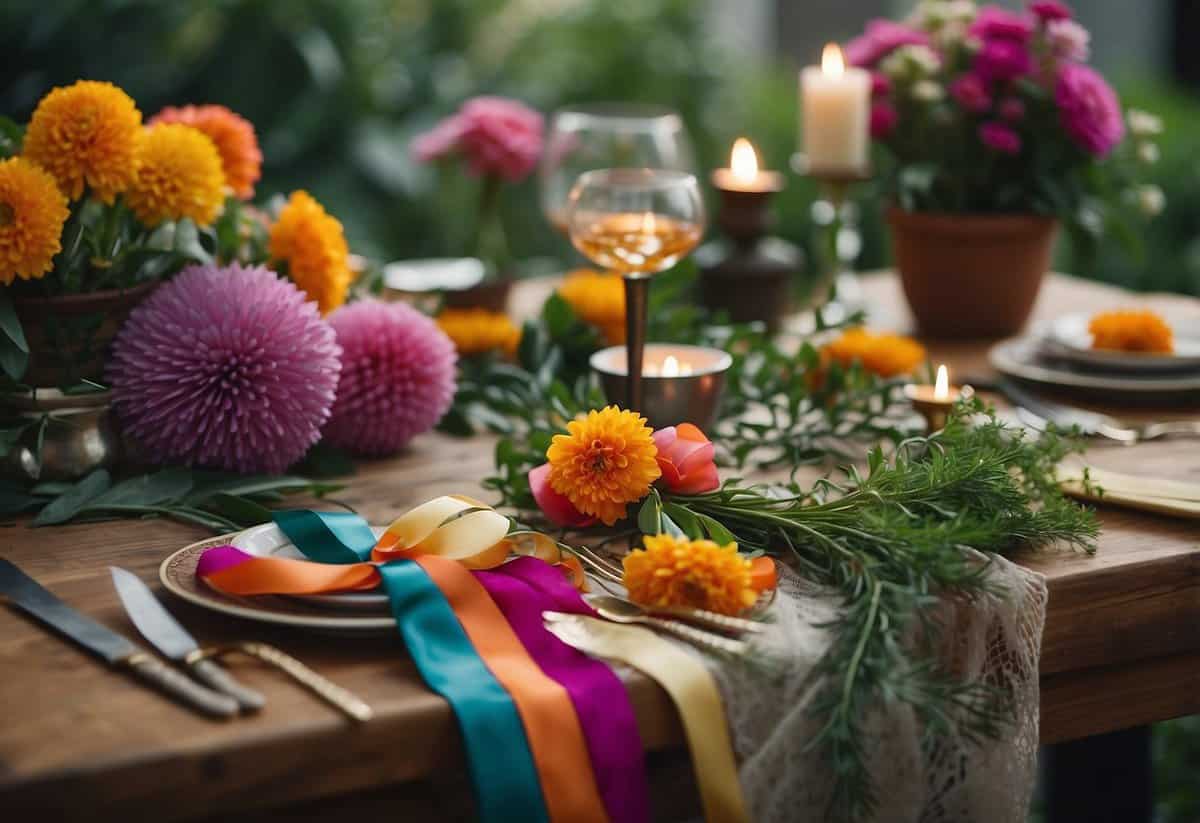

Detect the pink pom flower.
[
  {"left": 109, "top": 264, "right": 341, "bottom": 474},
  {"left": 1046, "top": 19, "right": 1090, "bottom": 61},
  {"left": 999, "top": 97, "right": 1026, "bottom": 122},
  {"left": 979, "top": 121, "right": 1022, "bottom": 154},
  {"left": 1055, "top": 63, "right": 1124, "bottom": 156},
  {"left": 846, "top": 20, "right": 931, "bottom": 68},
  {"left": 529, "top": 463, "right": 596, "bottom": 528},
  {"left": 969, "top": 6, "right": 1034, "bottom": 42},
  {"left": 323, "top": 300, "right": 457, "bottom": 456},
  {"left": 653, "top": 424, "right": 719, "bottom": 495},
  {"left": 951, "top": 74, "right": 992, "bottom": 113},
  {"left": 413, "top": 96, "right": 544, "bottom": 182},
  {"left": 870, "top": 101, "right": 899, "bottom": 138},
  {"left": 871, "top": 72, "right": 892, "bottom": 98},
  {"left": 1030, "top": 1, "right": 1073, "bottom": 22},
  {"left": 974, "top": 38, "right": 1032, "bottom": 82}
]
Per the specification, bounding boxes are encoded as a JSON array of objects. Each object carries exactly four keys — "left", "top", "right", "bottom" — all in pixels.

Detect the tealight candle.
[
  {"left": 904, "top": 364, "right": 972, "bottom": 432},
  {"left": 711, "top": 138, "right": 783, "bottom": 194},
  {"left": 590, "top": 343, "right": 732, "bottom": 431},
  {"left": 800, "top": 43, "right": 871, "bottom": 176}
]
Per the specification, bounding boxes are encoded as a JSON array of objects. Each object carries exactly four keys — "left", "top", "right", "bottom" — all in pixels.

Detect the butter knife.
[
  {"left": 0, "top": 559, "right": 237, "bottom": 718},
  {"left": 110, "top": 567, "right": 266, "bottom": 712}
]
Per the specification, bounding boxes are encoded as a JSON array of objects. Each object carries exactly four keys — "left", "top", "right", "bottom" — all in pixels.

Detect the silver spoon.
[{"left": 585, "top": 595, "right": 751, "bottom": 656}]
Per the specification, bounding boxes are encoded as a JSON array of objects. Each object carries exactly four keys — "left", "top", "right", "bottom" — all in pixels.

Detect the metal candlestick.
[
  {"left": 792, "top": 155, "right": 871, "bottom": 319},
  {"left": 622, "top": 274, "right": 651, "bottom": 412}
]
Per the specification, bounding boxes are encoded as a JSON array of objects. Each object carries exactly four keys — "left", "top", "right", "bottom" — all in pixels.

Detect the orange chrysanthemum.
[
  {"left": 821, "top": 327, "right": 927, "bottom": 378},
  {"left": 557, "top": 268, "right": 625, "bottom": 344},
  {"left": 622, "top": 534, "right": 757, "bottom": 616},
  {"left": 268, "top": 191, "right": 352, "bottom": 314},
  {"left": 126, "top": 123, "right": 226, "bottom": 228},
  {"left": 1088, "top": 309, "right": 1174, "bottom": 354},
  {"left": 546, "top": 405, "right": 661, "bottom": 526},
  {"left": 22, "top": 80, "right": 142, "bottom": 203},
  {"left": 149, "top": 105, "right": 262, "bottom": 199},
  {"left": 0, "top": 157, "right": 69, "bottom": 284},
  {"left": 436, "top": 308, "right": 521, "bottom": 358}
]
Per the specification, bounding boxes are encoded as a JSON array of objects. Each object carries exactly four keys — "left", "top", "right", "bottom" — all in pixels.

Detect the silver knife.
[
  {"left": 110, "top": 567, "right": 266, "bottom": 712},
  {"left": 0, "top": 559, "right": 237, "bottom": 718}
]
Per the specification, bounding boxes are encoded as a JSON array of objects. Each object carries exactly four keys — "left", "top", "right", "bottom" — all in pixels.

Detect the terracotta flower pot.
[
  {"left": 11, "top": 280, "right": 158, "bottom": 388},
  {"left": 887, "top": 208, "right": 1058, "bottom": 338}
]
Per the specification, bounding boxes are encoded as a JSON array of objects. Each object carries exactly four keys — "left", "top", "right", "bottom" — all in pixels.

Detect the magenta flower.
[
  {"left": 845, "top": 20, "right": 931, "bottom": 68},
  {"left": 109, "top": 264, "right": 341, "bottom": 474},
  {"left": 999, "top": 97, "right": 1027, "bottom": 122},
  {"left": 969, "top": 6, "right": 1034, "bottom": 42},
  {"left": 979, "top": 121, "right": 1022, "bottom": 154},
  {"left": 871, "top": 72, "right": 892, "bottom": 98},
  {"left": 323, "top": 300, "right": 457, "bottom": 456},
  {"left": 974, "top": 39, "right": 1032, "bottom": 82},
  {"left": 1046, "top": 19, "right": 1090, "bottom": 61},
  {"left": 951, "top": 74, "right": 992, "bottom": 113},
  {"left": 870, "top": 101, "right": 899, "bottom": 139},
  {"left": 1030, "top": 1, "right": 1073, "bottom": 22},
  {"left": 413, "top": 96, "right": 544, "bottom": 182},
  {"left": 1055, "top": 63, "right": 1124, "bottom": 156}
]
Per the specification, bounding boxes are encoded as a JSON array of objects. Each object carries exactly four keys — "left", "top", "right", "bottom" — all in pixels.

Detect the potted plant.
[{"left": 849, "top": 0, "right": 1163, "bottom": 337}]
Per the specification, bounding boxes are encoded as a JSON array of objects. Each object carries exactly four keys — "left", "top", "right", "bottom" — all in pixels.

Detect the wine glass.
[
  {"left": 541, "top": 104, "right": 694, "bottom": 234},
  {"left": 565, "top": 168, "right": 705, "bottom": 412}
]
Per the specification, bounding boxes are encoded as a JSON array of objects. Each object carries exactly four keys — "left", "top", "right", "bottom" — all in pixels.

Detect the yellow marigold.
[
  {"left": 436, "top": 308, "right": 521, "bottom": 358},
  {"left": 558, "top": 268, "right": 625, "bottom": 344},
  {"left": 0, "top": 157, "right": 69, "bottom": 284},
  {"left": 821, "top": 327, "right": 926, "bottom": 378},
  {"left": 268, "top": 190, "right": 352, "bottom": 314},
  {"left": 1088, "top": 309, "right": 1174, "bottom": 354},
  {"left": 149, "top": 104, "right": 262, "bottom": 199},
  {"left": 22, "top": 80, "right": 141, "bottom": 203},
  {"left": 622, "top": 533, "right": 757, "bottom": 616},
  {"left": 126, "top": 124, "right": 226, "bottom": 228},
  {"left": 546, "top": 405, "right": 661, "bottom": 526}
]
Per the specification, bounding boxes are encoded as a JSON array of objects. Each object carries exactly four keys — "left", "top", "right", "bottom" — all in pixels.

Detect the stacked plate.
[{"left": 990, "top": 311, "right": 1200, "bottom": 397}]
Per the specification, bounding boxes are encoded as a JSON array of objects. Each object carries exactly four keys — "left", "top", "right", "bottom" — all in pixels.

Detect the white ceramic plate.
[
  {"left": 990, "top": 338, "right": 1200, "bottom": 395},
  {"left": 1042, "top": 313, "right": 1200, "bottom": 372}
]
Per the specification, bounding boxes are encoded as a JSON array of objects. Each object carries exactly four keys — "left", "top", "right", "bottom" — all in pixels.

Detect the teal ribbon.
[{"left": 273, "top": 510, "right": 550, "bottom": 823}]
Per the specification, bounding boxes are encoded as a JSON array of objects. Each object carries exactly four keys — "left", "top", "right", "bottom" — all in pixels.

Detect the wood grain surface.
[{"left": 1, "top": 272, "right": 1197, "bottom": 821}]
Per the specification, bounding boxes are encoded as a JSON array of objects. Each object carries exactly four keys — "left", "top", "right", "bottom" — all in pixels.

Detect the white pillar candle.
[{"left": 800, "top": 43, "right": 871, "bottom": 175}]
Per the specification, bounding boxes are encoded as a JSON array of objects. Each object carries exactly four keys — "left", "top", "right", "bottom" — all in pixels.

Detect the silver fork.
[{"left": 1000, "top": 380, "right": 1200, "bottom": 444}]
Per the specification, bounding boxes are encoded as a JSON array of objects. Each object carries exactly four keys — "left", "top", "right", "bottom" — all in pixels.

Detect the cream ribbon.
[{"left": 543, "top": 612, "right": 751, "bottom": 823}]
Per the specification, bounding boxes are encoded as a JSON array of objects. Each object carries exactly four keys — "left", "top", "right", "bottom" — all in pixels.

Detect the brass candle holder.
[
  {"left": 590, "top": 343, "right": 732, "bottom": 431},
  {"left": 904, "top": 365, "right": 973, "bottom": 432}
]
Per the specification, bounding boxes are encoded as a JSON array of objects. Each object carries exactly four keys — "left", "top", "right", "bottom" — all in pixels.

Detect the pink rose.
[
  {"left": 870, "top": 101, "right": 899, "bottom": 139},
  {"left": 951, "top": 74, "right": 992, "bottom": 113},
  {"left": 974, "top": 38, "right": 1032, "bottom": 82},
  {"left": 846, "top": 20, "right": 931, "bottom": 68},
  {"left": 999, "top": 97, "right": 1026, "bottom": 122},
  {"left": 979, "top": 121, "right": 1022, "bottom": 154},
  {"left": 1046, "top": 19, "right": 1090, "bottom": 61},
  {"left": 969, "top": 6, "right": 1034, "bottom": 42},
  {"left": 652, "top": 424, "right": 719, "bottom": 495},
  {"left": 1055, "top": 63, "right": 1124, "bottom": 156},
  {"left": 412, "top": 96, "right": 544, "bottom": 182},
  {"left": 1030, "top": 1, "right": 1073, "bottom": 22},
  {"left": 529, "top": 463, "right": 596, "bottom": 527}
]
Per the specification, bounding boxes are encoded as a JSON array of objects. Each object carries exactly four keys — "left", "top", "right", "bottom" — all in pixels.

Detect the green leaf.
[
  {"left": 87, "top": 468, "right": 194, "bottom": 508},
  {"left": 0, "top": 487, "right": 45, "bottom": 517},
  {"left": 663, "top": 502, "right": 703, "bottom": 539},
  {"left": 171, "top": 218, "right": 213, "bottom": 264},
  {"left": 200, "top": 492, "right": 273, "bottom": 528},
  {"left": 636, "top": 488, "right": 663, "bottom": 535},
  {"left": 0, "top": 116, "right": 23, "bottom": 158},
  {"left": 293, "top": 442, "right": 357, "bottom": 478},
  {"left": 184, "top": 474, "right": 325, "bottom": 505},
  {"left": 0, "top": 290, "right": 29, "bottom": 382},
  {"left": 33, "top": 469, "right": 112, "bottom": 526},
  {"left": 694, "top": 512, "right": 737, "bottom": 546},
  {"left": 660, "top": 512, "right": 685, "bottom": 538}
]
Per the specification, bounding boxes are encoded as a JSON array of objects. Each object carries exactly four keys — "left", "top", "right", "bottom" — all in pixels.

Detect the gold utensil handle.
[
  {"left": 227, "top": 643, "right": 373, "bottom": 722},
  {"left": 650, "top": 605, "right": 767, "bottom": 635},
  {"left": 123, "top": 652, "right": 238, "bottom": 718},
  {"left": 644, "top": 616, "right": 749, "bottom": 656},
  {"left": 188, "top": 657, "right": 266, "bottom": 712}
]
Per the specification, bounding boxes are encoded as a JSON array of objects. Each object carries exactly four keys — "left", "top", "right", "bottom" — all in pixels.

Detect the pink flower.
[
  {"left": 1046, "top": 19, "right": 1090, "bottom": 61},
  {"left": 871, "top": 72, "right": 892, "bottom": 98},
  {"left": 529, "top": 463, "right": 596, "bottom": 527},
  {"left": 1055, "top": 63, "right": 1124, "bottom": 156},
  {"left": 974, "top": 38, "right": 1032, "bottom": 81},
  {"left": 870, "top": 101, "right": 899, "bottom": 138},
  {"left": 652, "top": 424, "right": 719, "bottom": 495},
  {"left": 846, "top": 20, "right": 931, "bottom": 68},
  {"left": 999, "top": 97, "right": 1026, "bottom": 121},
  {"left": 969, "top": 6, "right": 1034, "bottom": 42},
  {"left": 413, "top": 96, "right": 544, "bottom": 181},
  {"left": 979, "top": 121, "right": 1022, "bottom": 154},
  {"left": 951, "top": 74, "right": 992, "bottom": 113},
  {"left": 1030, "top": 1, "right": 1073, "bottom": 22}
]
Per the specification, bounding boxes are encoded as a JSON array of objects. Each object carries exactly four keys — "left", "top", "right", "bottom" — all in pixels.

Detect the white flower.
[
  {"left": 936, "top": 20, "right": 969, "bottom": 48},
  {"left": 912, "top": 80, "right": 945, "bottom": 102},
  {"left": 1128, "top": 109, "right": 1164, "bottom": 137},
  {"left": 1137, "top": 142, "right": 1160, "bottom": 165},
  {"left": 882, "top": 44, "right": 942, "bottom": 79},
  {"left": 1047, "top": 19, "right": 1089, "bottom": 62},
  {"left": 1134, "top": 184, "right": 1166, "bottom": 217}
]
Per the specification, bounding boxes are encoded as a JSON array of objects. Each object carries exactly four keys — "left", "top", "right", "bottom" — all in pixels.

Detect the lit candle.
[
  {"left": 800, "top": 43, "right": 871, "bottom": 175},
  {"left": 934, "top": 364, "right": 949, "bottom": 400},
  {"left": 590, "top": 343, "right": 731, "bottom": 430},
  {"left": 904, "top": 364, "right": 970, "bottom": 432},
  {"left": 711, "top": 138, "right": 783, "bottom": 193}
]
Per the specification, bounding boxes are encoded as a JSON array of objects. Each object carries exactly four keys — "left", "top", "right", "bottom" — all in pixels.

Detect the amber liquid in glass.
[{"left": 571, "top": 212, "right": 702, "bottom": 275}]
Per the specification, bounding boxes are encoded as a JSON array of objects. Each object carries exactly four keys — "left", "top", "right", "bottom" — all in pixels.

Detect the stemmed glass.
[{"left": 565, "top": 169, "right": 705, "bottom": 412}]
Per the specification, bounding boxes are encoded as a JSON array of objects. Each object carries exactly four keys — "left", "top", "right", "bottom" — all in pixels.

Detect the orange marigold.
[
  {"left": 149, "top": 104, "right": 262, "bottom": 199},
  {"left": 557, "top": 268, "right": 625, "bottom": 345},
  {"left": 126, "top": 123, "right": 226, "bottom": 227},
  {"left": 22, "top": 80, "right": 141, "bottom": 203},
  {"left": 1088, "top": 309, "right": 1174, "bottom": 354},
  {"left": 546, "top": 405, "right": 661, "bottom": 526},
  {"left": 268, "top": 190, "right": 352, "bottom": 314},
  {"left": 622, "top": 534, "right": 757, "bottom": 616},
  {"left": 436, "top": 308, "right": 521, "bottom": 358},
  {"left": 821, "top": 327, "right": 927, "bottom": 378},
  {"left": 0, "top": 157, "right": 69, "bottom": 284}
]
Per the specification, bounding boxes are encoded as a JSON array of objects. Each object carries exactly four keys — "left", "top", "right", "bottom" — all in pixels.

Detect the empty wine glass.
[{"left": 565, "top": 168, "right": 705, "bottom": 412}]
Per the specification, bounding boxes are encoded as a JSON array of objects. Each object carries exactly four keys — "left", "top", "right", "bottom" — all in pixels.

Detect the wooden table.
[{"left": 2, "top": 272, "right": 1198, "bottom": 821}]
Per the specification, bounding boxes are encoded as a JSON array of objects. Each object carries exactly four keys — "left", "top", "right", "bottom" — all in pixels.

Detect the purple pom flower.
[
  {"left": 1030, "top": 1, "right": 1073, "bottom": 23},
  {"left": 323, "top": 300, "right": 457, "bottom": 456},
  {"left": 969, "top": 7, "right": 1034, "bottom": 42},
  {"left": 979, "top": 121, "right": 1023, "bottom": 154},
  {"left": 1056, "top": 63, "right": 1124, "bottom": 156},
  {"left": 109, "top": 263, "right": 342, "bottom": 474},
  {"left": 951, "top": 74, "right": 992, "bottom": 113},
  {"left": 845, "top": 20, "right": 930, "bottom": 68},
  {"left": 974, "top": 39, "right": 1032, "bottom": 82},
  {"left": 869, "top": 101, "right": 899, "bottom": 139}
]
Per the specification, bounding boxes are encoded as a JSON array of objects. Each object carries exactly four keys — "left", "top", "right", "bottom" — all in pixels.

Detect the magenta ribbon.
[{"left": 476, "top": 556, "right": 651, "bottom": 823}]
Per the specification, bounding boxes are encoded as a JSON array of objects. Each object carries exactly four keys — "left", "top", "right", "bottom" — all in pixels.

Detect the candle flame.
[
  {"left": 730, "top": 138, "right": 759, "bottom": 183},
  {"left": 822, "top": 42, "right": 845, "bottom": 76},
  {"left": 662, "top": 355, "right": 680, "bottom": 377},
  {"left": 934, "top": 365, "right": 949, "bottom": 400}
]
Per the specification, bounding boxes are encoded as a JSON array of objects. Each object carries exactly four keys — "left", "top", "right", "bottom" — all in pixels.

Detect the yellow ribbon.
[{"left": 544, "top": 613, "right": 750, "bottom": 823}]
